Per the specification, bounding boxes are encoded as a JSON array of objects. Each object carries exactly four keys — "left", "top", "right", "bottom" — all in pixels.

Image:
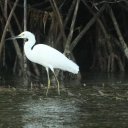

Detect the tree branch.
[
  {"left": 70, "top": 4, "right": 106, "bottom": 51},
  {"left": 0, "top": 0, "right": 19, "bottom": 58}
]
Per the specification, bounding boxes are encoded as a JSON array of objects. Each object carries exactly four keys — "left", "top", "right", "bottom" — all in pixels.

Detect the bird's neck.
[
  {"left": 24, "top": 36, "right": 36, "bottom": 59},
  {"left": 24, "top": 35, "right": 35, "bottom": 48}
]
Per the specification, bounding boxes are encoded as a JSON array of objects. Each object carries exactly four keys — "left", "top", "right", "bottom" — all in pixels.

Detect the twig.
[
  {"left": 56, "top": 0, "right": 76, "bottom": 47},
  {"left": 49, "top": 0, "right": 66, "bottom": 42},
  {"left": 93, "top": 0, "right": 124, "bottom": 6},
  {"left": 70, "top": 4, "right": 106, "bottom": 51},
  {"left": 0, "top": 0, "right": 23, "bottom": 71},
  {"left": 23, "top": 0, "right": 28, "bottom": 86},
  {"left": 8, "top": 2, "right": 22, "bottom": 32},
  {"left": 4, "top": 0, "right": 8, "bottom": 18},
  {"left": 109, "top": 6, "right": 128, "bottom": 58},
  {"left": 64, "top": 0, "right": 80, "bottom": 54},
  {"left": 82, "top": 0, "right": 112, "bottom": 54},
  {"left": 0, "top": 0, "right": 19, "bottom": 58}
]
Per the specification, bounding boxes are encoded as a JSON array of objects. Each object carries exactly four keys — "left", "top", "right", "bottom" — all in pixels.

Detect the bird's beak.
[{"left": 6, "top": 35, "right": 22, "bottom": 40}]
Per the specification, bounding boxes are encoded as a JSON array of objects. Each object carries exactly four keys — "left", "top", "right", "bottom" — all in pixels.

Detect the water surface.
[{"left": 0, "top": 73, "right": 128, "bottom": 128}]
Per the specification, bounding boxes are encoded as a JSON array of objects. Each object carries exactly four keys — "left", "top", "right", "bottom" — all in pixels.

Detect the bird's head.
[
  {"left": 6, "top": 31, "right": 35, "bottom": 41},
  {"left": 17, "top": 31, "right": 34, "bottom": 39}
]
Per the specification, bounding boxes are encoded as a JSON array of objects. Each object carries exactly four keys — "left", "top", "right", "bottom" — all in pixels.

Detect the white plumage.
[
  {"left": 8, "top": 31, "right": 79, "bottom": 95},
  {"left": 27, "top": 44, "right": 79, "bottom": 74}
]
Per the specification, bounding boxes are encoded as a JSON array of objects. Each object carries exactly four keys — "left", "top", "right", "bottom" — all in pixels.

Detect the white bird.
[{"left": 7, "top": 31, "right": 79, "bottom": 95}]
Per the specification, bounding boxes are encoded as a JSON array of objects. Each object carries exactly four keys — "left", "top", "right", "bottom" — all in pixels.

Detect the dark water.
[{"left": 0, "top": 73, "right": 128, "bottom": 128}]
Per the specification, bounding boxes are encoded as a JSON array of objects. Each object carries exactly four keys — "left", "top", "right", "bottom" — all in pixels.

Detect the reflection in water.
[
  {"left": 22, "top": 97, "right": 79, "bottom": 128},
  {"left": 81, "top": 72, "right": 128, "bottom": 84}
]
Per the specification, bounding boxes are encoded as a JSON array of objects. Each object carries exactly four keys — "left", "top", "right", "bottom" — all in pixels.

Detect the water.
[{"left": 0, "top": 73, "right": 128, "bottom": 128}]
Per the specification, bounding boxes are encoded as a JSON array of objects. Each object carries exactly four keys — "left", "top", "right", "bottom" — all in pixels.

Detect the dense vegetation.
[{"left": 0, "top": 0, "right": 128, "bottom": 84}]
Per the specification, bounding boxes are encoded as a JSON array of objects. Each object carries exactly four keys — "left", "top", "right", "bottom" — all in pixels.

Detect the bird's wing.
[
  {"left": 32, "top": 44, "right": 66, "bottom": 66},
  {"left": 32, "top": 44, "right": 79, "bottom": 73}
]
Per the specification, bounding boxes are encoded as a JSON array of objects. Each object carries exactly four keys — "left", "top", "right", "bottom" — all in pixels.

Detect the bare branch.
[
  {"left": 0, "top": 0, "right": 19, "bottom": 58},
  {"left": 49, "top": 0, "right": 67, "bottom": 42},
  {"left": 70, "top": 4, "right": 106, "bottom": 51},
  {"left": 109, "top": 6, "right": 128, "bottom": 58},
  {"left": 64, "top": 0, "right": 80, "bottom": 54}
]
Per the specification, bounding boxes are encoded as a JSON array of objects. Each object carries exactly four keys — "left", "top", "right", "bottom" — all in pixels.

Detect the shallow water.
[{"left": 0, "top": 73, "right": 128, "bottom": 128}]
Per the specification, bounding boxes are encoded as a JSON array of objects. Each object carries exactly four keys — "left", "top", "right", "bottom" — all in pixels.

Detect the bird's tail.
[{"left": 65, "top": 60, "right": 79, "bottom": 74}]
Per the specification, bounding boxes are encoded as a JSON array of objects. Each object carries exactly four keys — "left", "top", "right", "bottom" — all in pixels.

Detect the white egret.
[{"left": 7, "top": 31, "right": 79, "bottom": 95}]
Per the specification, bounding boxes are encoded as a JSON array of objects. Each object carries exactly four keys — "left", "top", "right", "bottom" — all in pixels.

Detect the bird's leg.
[
  {"left": 46, "top": 67, "right": 50, "bottom": 96},
  {"left": 52, "top": 70, "right": 60, "bottom": 95}
]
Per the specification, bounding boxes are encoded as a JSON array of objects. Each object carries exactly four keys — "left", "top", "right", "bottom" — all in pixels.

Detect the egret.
[{"left": 7, "top": 31, "right": 79, "bottom": 95}]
